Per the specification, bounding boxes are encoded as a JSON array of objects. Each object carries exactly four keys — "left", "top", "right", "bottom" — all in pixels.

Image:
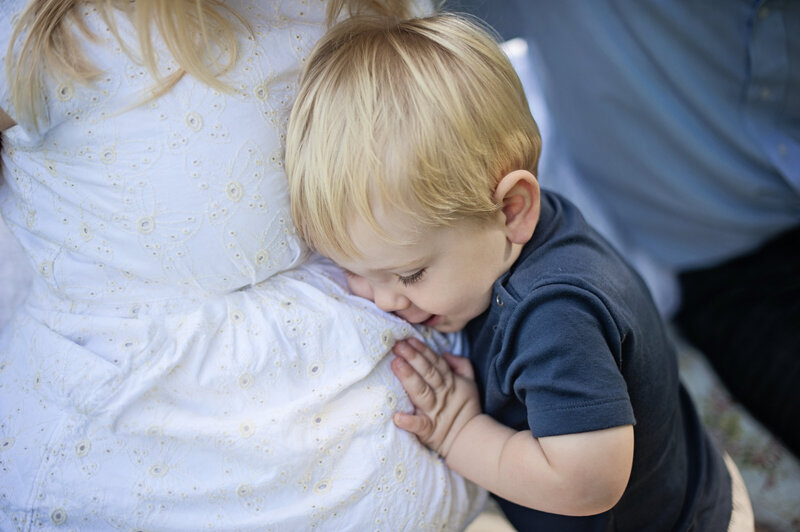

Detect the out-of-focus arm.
[{"left": 0, "top": 108, "right": 15, "bottom": 130}]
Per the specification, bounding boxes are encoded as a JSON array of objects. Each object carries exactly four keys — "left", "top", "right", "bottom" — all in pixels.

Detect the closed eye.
[{"left": 397, "top": 268, "right": 426, "bottom": 286}]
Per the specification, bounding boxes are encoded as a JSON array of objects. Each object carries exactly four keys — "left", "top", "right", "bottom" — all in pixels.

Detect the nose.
[{"left": 373, "top": 285, "right": 410, "bottom": 313}]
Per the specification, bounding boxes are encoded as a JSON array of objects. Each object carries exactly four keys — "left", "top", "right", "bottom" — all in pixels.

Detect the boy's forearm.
[
  {"left": 445, "top": 415, "right": 633, "bottom": 516},
  {"left": 444, "top": 414, "right": 574, "bottom": 513}
]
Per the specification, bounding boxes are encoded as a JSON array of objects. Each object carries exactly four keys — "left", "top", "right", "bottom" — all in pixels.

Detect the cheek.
[
  {"left": 424, "top": 282, "right": 485, "bottom": 315},
  {"left": 346, "top": 275, "right": 375, "bottom": 301},
  {"left": 444, "top": 274, "right": 494, "bottom": 315}
]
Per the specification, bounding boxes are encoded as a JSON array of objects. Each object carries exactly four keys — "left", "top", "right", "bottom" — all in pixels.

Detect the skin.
[
  {"left": 335, "top": 171, "right": 539, "bottom": 333},
  {"left": 1, "top": 109, "right": 16, "bottom": 188},
  {"left": 339, "top": 209, "right": 515, "bottom": 333},
  {"left": 328, "top": 170, "right": 634, "bottom": 516},
  {"left": 0, "top": 108, "right": 15, "bottom": 131}
]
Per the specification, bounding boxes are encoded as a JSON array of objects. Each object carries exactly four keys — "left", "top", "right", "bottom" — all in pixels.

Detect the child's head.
[
  {"left": 286, "top": 12, "right": 542, "bottom": 331},
  {"left": 287, "top": 12, "right": 541, "bottom": 255}
]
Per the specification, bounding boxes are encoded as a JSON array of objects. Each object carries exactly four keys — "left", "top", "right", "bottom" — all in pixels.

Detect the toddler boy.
[{"left": 286, "top": 12, "right": 747, "bottom": 531}]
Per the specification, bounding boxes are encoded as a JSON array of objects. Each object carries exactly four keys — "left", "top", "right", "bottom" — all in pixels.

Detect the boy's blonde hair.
[{"left": 286, "top": 13, "right": 541, "bottom": 258}]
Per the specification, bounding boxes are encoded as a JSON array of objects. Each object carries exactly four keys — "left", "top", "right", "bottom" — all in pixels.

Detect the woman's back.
[{"left": 0, "top": 1, "right": 484, "bottom": 528}]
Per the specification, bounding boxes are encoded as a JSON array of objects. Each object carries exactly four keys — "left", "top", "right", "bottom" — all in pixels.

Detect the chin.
[{"left": 434, "top": 321, "right": 465, "bottom": 334}]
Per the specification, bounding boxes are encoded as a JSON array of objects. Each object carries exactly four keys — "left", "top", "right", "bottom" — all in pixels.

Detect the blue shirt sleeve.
[{"left": 498, "top": 283, "right": 636, "bottom": 438}]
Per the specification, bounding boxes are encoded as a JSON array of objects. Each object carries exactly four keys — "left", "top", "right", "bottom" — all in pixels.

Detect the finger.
[
  {"left": 406, "top": 337, "right": 448, "bottom": 369},
  {"left": 404, "top": 337, "right": 456, "bottom": 385},
  {"left": 393, "top": 411, "right": 434, "bottom": 441},
  {"left": 391, "top": 356, "right": 437, "bottom": 412},
  {"left": 407, "top": 337, "right": 455, "bottom": 381},
  {"left": 394, "top": 340, "right": 445, "bottom": 390},
  {"left": 443, "top": 352, "right": 475, "bottom": 380}
]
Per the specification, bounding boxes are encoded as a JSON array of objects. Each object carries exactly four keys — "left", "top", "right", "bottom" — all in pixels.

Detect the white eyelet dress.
[{"left": 0, "top": 1, "right": 485, "bottom": 530}]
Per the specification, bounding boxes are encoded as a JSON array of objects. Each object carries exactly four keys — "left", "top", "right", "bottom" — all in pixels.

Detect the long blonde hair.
[{"left": 6, "top": 0, "right": 417, "bottom": 128}]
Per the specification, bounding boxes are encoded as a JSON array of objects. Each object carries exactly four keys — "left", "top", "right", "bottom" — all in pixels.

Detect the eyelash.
[{"left": 398, "top": 268, "right": 426, "bottom": 286}]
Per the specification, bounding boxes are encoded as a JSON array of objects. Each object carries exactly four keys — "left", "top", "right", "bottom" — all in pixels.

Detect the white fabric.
[{"left": 0, "top": 1, "right": 485, "bottom": 529}]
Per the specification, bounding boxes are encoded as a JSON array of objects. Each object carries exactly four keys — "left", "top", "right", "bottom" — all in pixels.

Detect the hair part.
[{"left": 286, "top": 13, "right": 541, "bottom": 259}]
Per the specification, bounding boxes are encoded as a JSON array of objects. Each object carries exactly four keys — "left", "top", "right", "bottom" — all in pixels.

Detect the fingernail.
[{"left": 391, "top": 357, "right": 407, "bottom": 373}]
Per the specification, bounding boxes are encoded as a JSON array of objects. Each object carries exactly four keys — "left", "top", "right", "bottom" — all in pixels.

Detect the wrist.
[
  {"left": 444, "top": 413, "right": 511, "bottom": 467},
  {"left": 439, "top": 405, "right": 483, "bottom": 460}
]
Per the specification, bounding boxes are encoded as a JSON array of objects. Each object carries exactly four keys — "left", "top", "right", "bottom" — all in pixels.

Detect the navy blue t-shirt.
[{"left": 464, "top": 191, "right": 731, "bottom": 531}]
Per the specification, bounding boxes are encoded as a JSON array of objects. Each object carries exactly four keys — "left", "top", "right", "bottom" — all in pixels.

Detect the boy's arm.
[
  {"left": 391, "top": 338, "right": 634, "bottom": 517},
  {"left": 448, "top": 415, "right": 633, "bottom": 516}
]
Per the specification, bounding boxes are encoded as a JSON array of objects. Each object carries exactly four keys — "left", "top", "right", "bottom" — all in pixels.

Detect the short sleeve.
[{"left": 500, "top": 283, "right": 636, "bottom": 437}]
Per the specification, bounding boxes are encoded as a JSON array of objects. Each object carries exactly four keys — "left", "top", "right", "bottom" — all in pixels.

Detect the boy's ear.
[{"left": 494, "top": 170, "right": 540, "bottom": 245}]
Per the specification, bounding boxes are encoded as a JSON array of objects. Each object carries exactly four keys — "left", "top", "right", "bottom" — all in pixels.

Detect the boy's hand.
[{"left": 391, "top": 337, "right": 482, "bottom": 458}]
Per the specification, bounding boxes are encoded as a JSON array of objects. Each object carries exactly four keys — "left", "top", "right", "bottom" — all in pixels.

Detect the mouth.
[
  {"left": 421, "top": 315, "right": 441, "bottom": 327},
  {"left": 396, "top": 310, "right": 442, "bottom": 328}
]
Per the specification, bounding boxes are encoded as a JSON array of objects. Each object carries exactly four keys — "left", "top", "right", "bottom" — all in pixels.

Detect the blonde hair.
[
  {"left": 6, "top": 0, "right": 416, "bottom": 129},
  {"left": 286, "top": 13, "right": 541, "bottom": 258}
]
